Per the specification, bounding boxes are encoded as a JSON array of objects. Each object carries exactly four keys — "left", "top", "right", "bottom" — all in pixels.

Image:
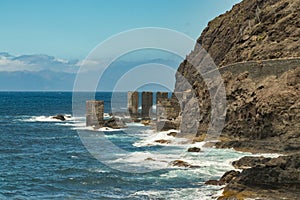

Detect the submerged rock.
[
  {"left": 187, "top": 147, "right": 201, "bottom": 152},
  {"left": 154, "top": 139, "right": 171, "bottom": 144},
  {"left": 170, "top": 160, "right": 200, "bottom": 168},
  {"left": 52, "top": 115, "right": 66, "bottom": 121},
  {"left": 167, "top": 132, "right": 177, "bottom": 137}
]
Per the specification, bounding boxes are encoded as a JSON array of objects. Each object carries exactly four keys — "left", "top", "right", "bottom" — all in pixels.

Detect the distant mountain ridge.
[{"left": 0, "top": 52, "right": 181, "bottom": 91}]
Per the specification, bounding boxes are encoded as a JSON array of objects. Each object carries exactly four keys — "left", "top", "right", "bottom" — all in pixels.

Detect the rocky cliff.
[
  {"left": 174, "top": 0, "right": 300, "bottom": 199},
  {"left": 175, "top": 0, "right": 300, "bottom": 151},
  {"left": 197, "top": 0, "right": 300, "bottom": 67}
]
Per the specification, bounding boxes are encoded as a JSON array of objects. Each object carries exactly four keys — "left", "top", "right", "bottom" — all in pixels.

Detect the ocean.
[{"left": 0, "top": 92, "right": 260, "bottom": 200}]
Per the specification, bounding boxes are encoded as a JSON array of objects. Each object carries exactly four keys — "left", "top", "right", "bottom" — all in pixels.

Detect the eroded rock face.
[
  {"left": 196, "top": 0, "right": 300, "bottom": 67},
  {"left": 219, "top": 67, "right": 300, "bottom": 152},
  {"left": 174, "top": 0, "right": 300, "bottom": 152}
]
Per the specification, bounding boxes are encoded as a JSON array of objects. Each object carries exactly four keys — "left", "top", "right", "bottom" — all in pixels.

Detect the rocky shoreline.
[{"left": 215, "top": 154, "right": 300, "bottom": 200}]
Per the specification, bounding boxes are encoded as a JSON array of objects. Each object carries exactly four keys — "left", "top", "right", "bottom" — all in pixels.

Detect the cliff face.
[
  {"left": 197, "top": 0, "right": 300, "bottom": 67},
  {"left": 175, "top": 0, "right": 300, "bottom": 152},
  {"left": 174, "top": 0, "right": 300, "bottom": 198}
]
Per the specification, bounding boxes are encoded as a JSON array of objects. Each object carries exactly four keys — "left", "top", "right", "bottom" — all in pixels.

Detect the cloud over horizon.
[{"left": 0, "top": 52, "right": 79, "bottom": 73}]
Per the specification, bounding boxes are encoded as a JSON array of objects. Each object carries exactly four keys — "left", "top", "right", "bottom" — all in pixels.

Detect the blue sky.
[{"left": 0, "top": 0, "right": 241, "bottom": 60}]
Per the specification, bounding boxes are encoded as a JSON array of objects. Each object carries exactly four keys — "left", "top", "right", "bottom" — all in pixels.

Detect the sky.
[{"left": 0, "top": 0, "right": 241, "bottom": 60}]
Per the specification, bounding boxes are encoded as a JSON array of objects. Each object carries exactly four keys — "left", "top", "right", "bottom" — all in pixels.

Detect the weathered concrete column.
[
  {"left": 127, "top": 91, "right": 139, "bottom": 119},
  {"left": 128, "top": 91, "right": 139, "bottom": 114},
  {"left": 86, "top": 100, "right": 104, "bottom": 127},
  {"left": 142, "top": 91, "right": 153, "bottom": 119},
  {"left": 156, "top": 92, "right": 169, "bottom": 120}
]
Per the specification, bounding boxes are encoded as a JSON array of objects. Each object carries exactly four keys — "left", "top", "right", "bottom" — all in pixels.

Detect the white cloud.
[
  {"left": 0, "top": 53, "right": 80, "bottom": 73},
  {"left": 0, "top": 57, "right": 39, "bottom": 72}
]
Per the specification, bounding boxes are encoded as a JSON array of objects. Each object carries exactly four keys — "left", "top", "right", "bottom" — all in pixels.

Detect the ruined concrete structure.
[
  {"left": 126, "top": 91, "right": 181, "bottom": 123},
  {"left": 127, "top": 91, "right": 139, "bottom": 119},
  {"left": 86, "top": 100, "right": 104, "bottom": 127},
  {"left": 141, "top": 92, "right": 153, "bottom": 119},
  {"left": 85, "top": 92, "right": 182, "bottom": 128}
]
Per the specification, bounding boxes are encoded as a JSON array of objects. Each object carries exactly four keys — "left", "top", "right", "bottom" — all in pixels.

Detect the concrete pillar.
[
  {"left": 142, "top": 92, "right": 153, "bottom": 119},
  {"left": 156, "top": 92, "right": 169, "bottom": 121},
  {"left": 86, "top": 100, "right": 104, "bottom": 127},
  {"left": 128, "top": 91, "right": 139, "bottom": 118}
]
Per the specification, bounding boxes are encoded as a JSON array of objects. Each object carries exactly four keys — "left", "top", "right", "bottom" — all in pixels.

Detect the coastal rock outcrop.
[{"left": 218, "top": 154, "right": 300, "bottom": 200}]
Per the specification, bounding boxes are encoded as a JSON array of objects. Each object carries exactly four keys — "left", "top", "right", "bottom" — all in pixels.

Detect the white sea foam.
[
  {"left": 109, "top": 151, "right": 180, "bottom": 170},
  {"left": 71, "top": 125, "right": 124, "bottom": 132},
  {"left": 133, "top": 129, "right": 189, "bottom": 147},
  {"left": 20, "top": 114, "right": 81, "bottom": 123},
  {"left": 131, "top": 187, "right": 223, "bottom": 200},
  {"left": 125, "top": 122, "right": 145, "bottom": 127}
]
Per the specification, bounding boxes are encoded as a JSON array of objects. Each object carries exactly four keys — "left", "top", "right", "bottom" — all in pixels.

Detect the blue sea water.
[{"left": 0, "top": 92, "right": 256, "bottom": 200}]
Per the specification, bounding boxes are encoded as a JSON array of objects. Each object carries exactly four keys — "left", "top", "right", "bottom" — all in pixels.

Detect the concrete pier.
[
  {"left": 86, "top": 100, "right": 104, "bottom": 127},
  {"left": 127, "top": 91, "right": 139, "bottom": 119},
  {"left": 142, "top": 92, "right": 153, "bottom": 119}
]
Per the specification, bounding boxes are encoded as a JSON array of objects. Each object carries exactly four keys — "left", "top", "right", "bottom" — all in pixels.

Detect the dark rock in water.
[
  {"left": 154, "top": 139, "right": 171, "bottom": 144},
  {"left": 219, "top": 154, "right": 300, "bottom": 199},
  {"left": 145, "top": 157, "right": 156, "bottom": 161},
  {"left": 167, "top": 132, "right": 177, "bottom": 137},
  {"left": 205, "top": 180, "right": 221, "bottom": 186},
  {"left": 52, "top": 115, "right": 66, "bottom": 121},
  {"left": 141, "top": 119, "right": 151, "bottom": 126},
  {"left": 170, "top": 160, "right": 200, "bottom": 168},
  {"left": 103, "top": 117, "right": 127, "bottom": 129},
  {"left": 205, "top": 170, "right": 240, "bottom": 186},
  {"left": 187, "top": 147, "right": 201, "bottom": 152}
]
